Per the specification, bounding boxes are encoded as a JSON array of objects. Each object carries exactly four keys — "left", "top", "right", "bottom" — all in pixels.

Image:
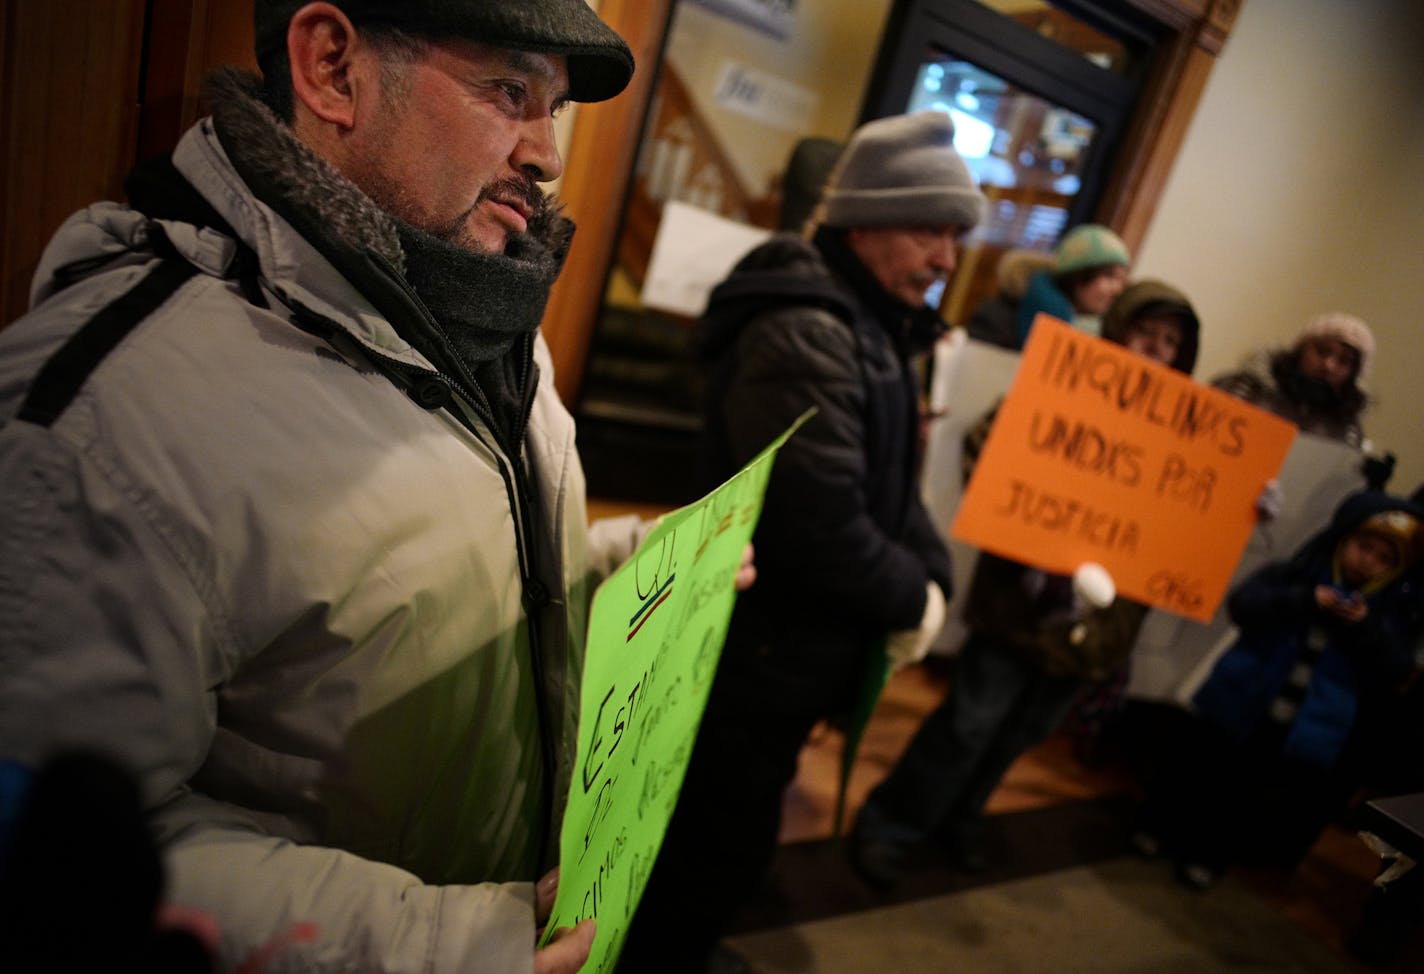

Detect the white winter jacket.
[{"left": 0, "top": 113, "right": 636, "bottom": 972}]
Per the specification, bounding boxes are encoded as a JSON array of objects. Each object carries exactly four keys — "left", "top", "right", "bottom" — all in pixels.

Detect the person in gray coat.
[{"left": 0, "top": 3, "right": 642, "bottom": 972}]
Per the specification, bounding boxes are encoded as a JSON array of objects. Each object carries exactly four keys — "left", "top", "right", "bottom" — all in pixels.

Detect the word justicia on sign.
[{"left": 994, "top": 478, "right": 1141, "bottom": 552}]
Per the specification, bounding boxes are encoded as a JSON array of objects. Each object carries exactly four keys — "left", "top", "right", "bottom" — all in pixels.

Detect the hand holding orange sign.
[{"left": 952, "top": 316, "right": 1296, "bottom": 622}]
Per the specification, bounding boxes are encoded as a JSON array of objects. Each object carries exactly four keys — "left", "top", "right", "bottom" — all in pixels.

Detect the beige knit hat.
[
  {"left": 1296, "top": 311, "right": 1375, "bottom": 381},
  {"left": 816, "top": 111, "right": 986, "bottom": 232}
]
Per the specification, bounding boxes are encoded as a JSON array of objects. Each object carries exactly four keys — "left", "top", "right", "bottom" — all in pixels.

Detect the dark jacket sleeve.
[
  {"left": 1227, "top": 561, "right": 1318, "bottom": 637},
  {"left": 1039, "top": 598, "right": 1151, "bottom": 682},
  {"left": 1015, "top": 271, "right": 1073, "bottom": 345},
  {"left": 722, "top": 307, "right": 930, "bottom": 630},
  {"left": 1226, "top": 560, "right": 1414, "bottom": 688},
  {"left": 900, "top": 496, "right": 953, "bottom": 599},
  {"left": 963, "top": 553, "right": 1146, "bottom": 681},
  {"left": 1344, "top": 607, "right": 1419, "bottom": 691}
]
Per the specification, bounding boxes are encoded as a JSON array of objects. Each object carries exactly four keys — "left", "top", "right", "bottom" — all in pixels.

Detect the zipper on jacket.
[
  {"left": 507, "top": 330, "right": 560, "bottom": 864},
  {"left": 343, "top": 262, "right": 560, "bottom": 848},
  {"left": 288, "top": 297, "right": 560, "bottom": 866}
]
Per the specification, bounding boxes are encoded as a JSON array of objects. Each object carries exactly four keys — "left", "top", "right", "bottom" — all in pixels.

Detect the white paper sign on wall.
[
  {"left": 641, "top": 201, "right": 771, "bottom": 318},
  {"left": 712, "top": 62, "right": 820, "bottom": 133},
  {"left": 689, "top": 0, "right": 797, "bottom": 41}
]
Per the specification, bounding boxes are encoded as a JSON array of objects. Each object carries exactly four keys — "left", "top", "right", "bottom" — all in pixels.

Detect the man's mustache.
[
  {"left": 427, "top": 175, "right": 548, "bottom": 247},
  {"left": 479, "top": 176, "right": 546, "bottom": 219}
]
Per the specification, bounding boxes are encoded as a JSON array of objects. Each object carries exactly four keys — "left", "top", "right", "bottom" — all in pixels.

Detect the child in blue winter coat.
[{"left": 1135, "top": 490, "right": 1424, "bottom": 889}]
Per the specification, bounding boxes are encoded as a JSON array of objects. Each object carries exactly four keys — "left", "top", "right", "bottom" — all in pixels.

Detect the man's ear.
[{"left": 287, "top": 2, "right": 360, "bottom": 129}]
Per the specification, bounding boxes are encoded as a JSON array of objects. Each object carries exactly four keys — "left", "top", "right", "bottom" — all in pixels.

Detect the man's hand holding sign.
[{"left": 954, "top": 316, "right": 1296, "bottom": 622}]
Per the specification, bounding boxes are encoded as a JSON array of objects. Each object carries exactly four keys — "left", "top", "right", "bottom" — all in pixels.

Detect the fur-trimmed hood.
[
  {"left": 1101, "top": 278, "right": 1200, "bottom": 375},
  {"left": 995, "top": 248, "right": 1055, "bottom": 302}
]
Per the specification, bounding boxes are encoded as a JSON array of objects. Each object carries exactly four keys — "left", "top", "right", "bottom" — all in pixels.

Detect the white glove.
[
  {"left": 1255, "top": 479, "right": 1285, "bottom": 522},
  {"left": 1067, "top": 563, "right": 1115, "bottom": 647},
  {"left": 885, "top": 582, "right": 947, "bottom": 670},
  {"left": 1072, "top": 562, "right": 1116, "bottom": 611}
]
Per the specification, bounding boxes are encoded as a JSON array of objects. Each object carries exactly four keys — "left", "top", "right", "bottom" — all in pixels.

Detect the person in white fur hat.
[{"left": 1212, "top": 311, "right": 1374, "bottom": 446}]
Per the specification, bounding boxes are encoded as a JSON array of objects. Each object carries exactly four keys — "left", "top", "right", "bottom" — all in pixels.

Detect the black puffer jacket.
[{"left": 698, "top": 229, "right": 953, "bottom": 714}]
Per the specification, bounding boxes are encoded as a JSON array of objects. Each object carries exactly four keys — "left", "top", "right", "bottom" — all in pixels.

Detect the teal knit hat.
[{"left": 1054, "top": 224, "right": 1131, "bottom": 275}]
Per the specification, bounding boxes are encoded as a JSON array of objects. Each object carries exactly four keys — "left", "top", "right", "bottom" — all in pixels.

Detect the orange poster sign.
[{"left": 951, "top": 316, "right": 1297, "bottom": 622}]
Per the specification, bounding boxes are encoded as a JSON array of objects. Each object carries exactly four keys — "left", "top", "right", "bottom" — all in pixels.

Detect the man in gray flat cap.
[
  {"left": 0, "top": 3, "right": 642, "bottom": 971},
  {"left": 620, "top": 111, "right": 986, "bottom": 973}
]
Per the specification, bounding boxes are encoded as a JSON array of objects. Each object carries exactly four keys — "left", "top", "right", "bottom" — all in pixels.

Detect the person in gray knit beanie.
[
  {"left": 620, "top": 111, "right": 982, "bottom": 974},
  {"left": 815, "top": 110, "right": 986, "bottom": 233}
]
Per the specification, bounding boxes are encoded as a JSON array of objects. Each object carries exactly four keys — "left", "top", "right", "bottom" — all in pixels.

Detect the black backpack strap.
[
  {"left": 126, "top": 155, "right": 267, "bottom": 308},
  {"left": 17, "top": 157, "right": 262, "bottom": 427},
  {"left": 123, "top": 155, "right": 233, "bottom": 238},
  {"left": 17, "top": 227, "right": 199, "bottom": 427}
]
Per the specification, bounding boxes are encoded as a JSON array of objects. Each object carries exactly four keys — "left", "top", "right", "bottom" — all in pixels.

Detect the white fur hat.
[{"left": 1297, "top": 311, "right": 1375, "bottom": 381}]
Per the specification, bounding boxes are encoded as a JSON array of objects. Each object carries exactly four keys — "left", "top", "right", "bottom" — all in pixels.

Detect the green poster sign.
[{"left": 541, "top": 411, "right": 812, "bottom": 971}]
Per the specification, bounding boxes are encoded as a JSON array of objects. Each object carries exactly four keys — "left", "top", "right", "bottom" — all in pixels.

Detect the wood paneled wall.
[
  {"left": 0, "top": 0, "right": 254, "bottom": 327},
  {"left": 1, "top": 0, "right": 146, "bottom": 325},
  {"left": 138, "top": 0, "right": 256, "bottom": 162}
]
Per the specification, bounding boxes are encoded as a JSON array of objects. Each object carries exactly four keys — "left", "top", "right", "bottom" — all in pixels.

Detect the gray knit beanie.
[
  {"left": 817, "top": 111, "right": 985, "bottom": 231},
  {"left": 254, "top": 0, "right": 634, "bottom": 103}
]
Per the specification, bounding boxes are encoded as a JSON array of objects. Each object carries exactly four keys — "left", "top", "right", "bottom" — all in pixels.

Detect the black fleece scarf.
[
  {"left": 395, "top": 214, "right": 571, "bottom": 438},
  {"left": 204, "top": 68, "right": 573, "bottom": 442},
  {"left": 394, "top": 212, "right": 569, "bottom": 366}
]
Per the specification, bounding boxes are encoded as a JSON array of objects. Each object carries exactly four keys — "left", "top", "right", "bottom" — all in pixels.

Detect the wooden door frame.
[
  {"left": 541, "top": 0, "right": 676, "bottom": 404},
  {"left": 545, "top": 0, "right": 1244, "bottom": 405},
  {"left": 1096, "top": 0, "right": 1244, "bottom": 247}
]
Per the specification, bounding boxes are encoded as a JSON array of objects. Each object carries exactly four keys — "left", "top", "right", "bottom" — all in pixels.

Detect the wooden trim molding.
[
  {"left": 541, "top": 0, "right": 675, "bottom": 406},
  {"left": 1, "top": 0, "right": 147, "bottom": 328},
  {"left": 1097, "top": 0, "right": 1244, "bottom": 252},
  {"left": 1199, "top": 0, "right": 1244, "bottom": 55}
]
